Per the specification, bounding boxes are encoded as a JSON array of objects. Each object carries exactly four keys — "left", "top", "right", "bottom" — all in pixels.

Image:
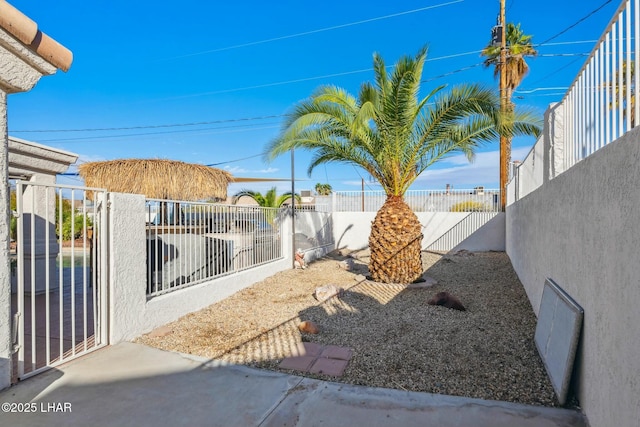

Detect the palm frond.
[{"left": 267, "top": 46, "right": 540, "bottom": 197}]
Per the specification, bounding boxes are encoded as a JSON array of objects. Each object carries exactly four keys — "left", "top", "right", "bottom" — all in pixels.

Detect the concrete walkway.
[{"left": 0, "top": 343, "right": 587, "bottom": 427}]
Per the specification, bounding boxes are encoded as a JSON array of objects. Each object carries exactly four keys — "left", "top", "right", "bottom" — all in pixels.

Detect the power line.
[
  {"left": 513, "top": 87, "right": 568, "bottom": 94},
  {"left": 151, "top": 51, "right": 486, "bottom": 103},
  {"left": 18, "top": 49, "right": 588, "bottom": 141},
  {"left": 11, "top": 114, "right": 283, "bottom": 133},
  {"left": 148, "top": 68, "right": 375, "bottom": 102},
  {"left": 207, "top": 152, "right": 267, "bottom": 166},
  {"left": 144, "top": 44, "right": 596, "bottom": 103},
  {"left": 58, "top": 150, "right": 271, "bottom": 175},
  {"left": 159, "top": 0, "right": 464, "bottom": 61},
  {"left": 537, "top": 53, "right": 589, "bottom": 58},
  {"left": 534, "top": 39, "right": 597, "bottom": 47},
  {"left": 522, "top": 0, "right": 614, "bottom": 89},
  {"left": 537, "top": 0, "right": 614, "bottom": 46},
  {"left": 14, "top": 41, "right": 597, "bottom": 135},
  {"left": 421, "top": 62, "right": 484, "bottom": 83},
  {"left": 526, "top": 55, "right": 585, "bottom": 87},
  {"left": 36, "top": 123, "right": 281, "bottom": 143}
]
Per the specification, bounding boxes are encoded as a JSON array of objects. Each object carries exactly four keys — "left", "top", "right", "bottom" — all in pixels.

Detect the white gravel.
[{"left": 137, "top": 249, "right": 560, "bottom": 407}]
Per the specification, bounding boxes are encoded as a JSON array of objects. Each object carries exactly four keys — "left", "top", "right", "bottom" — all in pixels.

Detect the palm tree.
[
  {"left": 266, "top": 47, "right": 540, "bottom": 283},
  {"left": 314, "top": 183, "right": 332, "bottom": 195},
  {"left": 232, "top": 187, "right": 300, "bottom": 208},
  {"left": 609, "top": 60, "right": 636, "bottom": 128},
  {"left": 482, "top": 22, "right": 537, "bottom": 106},
  {"left": 482, "top": 23, "right": 537, "bottom": 208},
  {"left": 232, "top": 187, "right": 300, "bottom": 225}
]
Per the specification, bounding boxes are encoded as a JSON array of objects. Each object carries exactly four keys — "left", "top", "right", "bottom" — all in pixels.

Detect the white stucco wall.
[
  {"left": 108, "top": 202, "right": 505, "bottom": 344},
  {"left": 506, "top": 127, "right": 640, "bottom": 427},
  {"left": 0, "top": 24, "right": 60, "bottom": 391},
  {"left": 330, "top": 211, "right": 505, "bottom": 252},
  {"left": 0, "top": 91, "right": 11, "bottom": 391},
  {"left": 108, "top": 192, "right": 293, "bottom": 342},
  {"left": 510, "top": 103, "right": 566, "bottom": 205}
]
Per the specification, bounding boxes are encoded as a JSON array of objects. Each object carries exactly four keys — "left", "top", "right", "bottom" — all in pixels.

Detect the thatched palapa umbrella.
[{"left": 78, "top": 159, "right": 232, "bottom": 201}]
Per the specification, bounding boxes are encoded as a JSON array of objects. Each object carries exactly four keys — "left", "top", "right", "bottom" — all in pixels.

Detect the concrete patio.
[{"left": 0, "top": 342, "right": 587, "bottom": 427}]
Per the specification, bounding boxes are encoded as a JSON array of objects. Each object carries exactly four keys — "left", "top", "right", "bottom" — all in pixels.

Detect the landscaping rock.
[
  {"left": 453, "top": 249, "right": 474, "bottom": 257},
  {"left": 298, "top": 320, "right": 320, "bottom": 334},
  {"left": 314, "top": 285, "right": 343, "bottom": 302},
  {"left": 338, "top": 259, "right": 355, "bottom": 270},
  {"left": 427, "top": 291, "right": 466, "bottom": 311},
  {"left": 147, "top": 325, "right": 172, "bottom": 338},
  {"left": 407, "top": 275, "right": 438, "bottom": 289}
]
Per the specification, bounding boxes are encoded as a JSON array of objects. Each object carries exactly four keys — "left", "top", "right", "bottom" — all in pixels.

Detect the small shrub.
[
  {"left": 450, "top": 201, "right": 488, "bottom": 212},
  {"left": 60, "top": 215, "right": 93, "bottom": 241},
  {"left": 10, "top": 216, "right": 17, "bottom": 241}
]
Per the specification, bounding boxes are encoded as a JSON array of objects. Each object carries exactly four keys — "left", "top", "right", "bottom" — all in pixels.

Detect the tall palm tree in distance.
[
  {"left": 482, "top": 22, "right": 537, "bottom": 197},
  {"left": 266, "top": 47, "right": 540, "bottom": 283},
  {"left": 609, "top": 60, "right": 636, "bottom": 128},
  {"left": 314, "top": 183, "right": 332, "bottom": 195},
  {"left": 482, "top": 23, "right": 537, "bottom": 106}
]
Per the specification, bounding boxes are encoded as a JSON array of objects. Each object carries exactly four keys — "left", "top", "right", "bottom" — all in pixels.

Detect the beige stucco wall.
[{"left": 506, "top": 127, "right": 640, "bottom": 427}]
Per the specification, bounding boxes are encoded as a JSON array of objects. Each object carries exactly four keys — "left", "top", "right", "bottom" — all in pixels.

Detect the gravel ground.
[{"left": 137, "top": 249, "right": 559, "bottom": 407}]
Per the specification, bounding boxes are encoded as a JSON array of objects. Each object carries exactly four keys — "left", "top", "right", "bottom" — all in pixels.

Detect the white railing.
[
  {"left": 314, "top": 189, "right": 502, "bottom": 213},
  {"left": 510, "top": 0, "right": 640, "bottom": 203},
  {"left": 561, "top": 0, "right": 639, "bottom": 169},
  {"left": 145, "top": 200, "right": 285, "bottom": 297}
]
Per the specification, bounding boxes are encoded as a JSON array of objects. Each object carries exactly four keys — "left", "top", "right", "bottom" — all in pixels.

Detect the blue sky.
[{"left": 7, "top": 0, "right": 621, "bottom": 195}]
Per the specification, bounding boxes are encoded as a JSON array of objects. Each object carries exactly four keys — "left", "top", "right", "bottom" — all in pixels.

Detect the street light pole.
[{"left": 499, "top": 0, "right": 508, "bottom": 211}]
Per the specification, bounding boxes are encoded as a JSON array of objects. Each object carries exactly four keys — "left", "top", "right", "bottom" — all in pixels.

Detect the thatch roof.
[{"left": 78, "top": 159, "right": 232, "bottom": 201}]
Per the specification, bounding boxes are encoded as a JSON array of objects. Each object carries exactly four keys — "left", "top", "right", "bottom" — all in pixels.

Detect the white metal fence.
[
  {"left": 560, "top": 0, "right": 638, "bottom": 169},
  {"left": 511, "top": 0, "right": 640, "bottom": 202},
  {"left": 314, "top": 189, "right": 501, "bottom": 213},
  {"left": 145, "top": 200, "right": 285, "bottom": 297},
  {"left": 13, "top": 182, "right": 108, "bottom": 380}
]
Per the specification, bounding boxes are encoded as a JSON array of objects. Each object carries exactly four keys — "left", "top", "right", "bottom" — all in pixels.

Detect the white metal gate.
[{"left": 11, "top": 182, "right": 109, "bottom": 381}]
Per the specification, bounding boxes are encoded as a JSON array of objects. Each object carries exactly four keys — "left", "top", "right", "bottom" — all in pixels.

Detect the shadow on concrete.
[{"left": 0, "top": 342, "right": 587, "bottom": 427}]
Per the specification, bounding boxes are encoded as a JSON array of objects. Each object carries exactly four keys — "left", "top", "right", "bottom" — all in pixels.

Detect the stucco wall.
[
  {"left": 506, "top": 127, "right": 640, "bottom": 427},
  {"left": 107, "top": 196, "right": 505, "bottom": 343},
  {"left": 0, "top": 91, "right": 10, "bottom": 391},
  {"left": 108, "top": 192, "right": 293, "bottom": 342},
  {"left": 331, "top": 211, "right": 505, "bottom": 252}
]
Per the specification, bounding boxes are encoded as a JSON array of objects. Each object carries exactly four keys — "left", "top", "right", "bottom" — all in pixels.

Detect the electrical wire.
[
  {"left": 207, "top": 152, "right": 267, "bottom": 166},
  {"left": 525, "top": 55, "right": 585, "bottom": 87},
  {"left": 58, "top": 150, "right": 271, "bottom": 175},
  {"left": 159, "top": 1, "right": 464, "bottom": 61},
  {"left": 37, "top": 124, "right": 281, "bottom": 143},
  {"left": 11, "top": 114, "right": 283, "bottom": 133},
  {"left": 520, "top": 0, "right": 614, "bottom": 89},
  {"left": 13, "top": 42, "right": 598, "bottom": 135},
  {"left": 537, "top": 0, "right": 614, "bottom": 46}
]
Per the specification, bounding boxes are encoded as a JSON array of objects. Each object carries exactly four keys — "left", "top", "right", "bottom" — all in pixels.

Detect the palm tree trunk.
[{"left": 368, "top": 196, "right": 423, "bottom": 283}]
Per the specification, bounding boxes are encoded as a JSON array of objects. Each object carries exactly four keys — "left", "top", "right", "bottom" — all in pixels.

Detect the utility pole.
[{"left": 499, "top": 0, "right": 508, "bottom": 210}]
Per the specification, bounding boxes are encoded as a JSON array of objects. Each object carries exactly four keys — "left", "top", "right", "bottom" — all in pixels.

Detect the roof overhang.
[{"left": 8, "top": 136, "right": 78, "bottom": 179}]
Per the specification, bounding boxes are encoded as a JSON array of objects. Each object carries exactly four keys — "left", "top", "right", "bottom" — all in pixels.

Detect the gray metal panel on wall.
[{"left": 534, "top": 278, "right": 584, "bottom": 406}]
